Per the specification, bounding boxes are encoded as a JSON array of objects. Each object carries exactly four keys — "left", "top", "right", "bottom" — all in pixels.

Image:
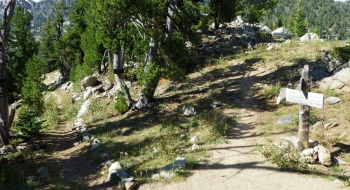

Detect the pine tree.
[
  {"left": 8, "top": 6, "right": 38, "bottom": 100},
  {"left": 288, "top": 8, "right": 307, "bottom": 37},
  {"left": 209, "top": 0, "right": 239, "bottom": 29},
  {"left": 21, "top": 56, "right": 45, "bottom": 113}
]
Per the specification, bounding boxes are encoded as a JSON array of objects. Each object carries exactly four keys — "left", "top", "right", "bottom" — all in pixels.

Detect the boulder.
[
  {"left": 80, "top": 76, "right": 98, "bottom": 91},
  {"left": 261, "top": 26, "right": 272, "bottom": 34},
  {"left": 299, "top": 33, "right": 320, "bottom": 42},
  {"left": 314, "top": 145, "right": 332, "bottom": 166},
  {"left": 341, "top": 85, "right": 350, "bottom": 92},
  {"left": 271, "top": 27, "right": 292, "bottom": 39},
  {"left": 84, "top": 87, "right": 92, "bottom": 100},
  {"left": 60, "top": 81, "right": 73, "bottom": 92},
  {"left": 109, "top": 162, "right": 122, "bottom": 173},
  {"left": 318, "top": 77, "right": 333, "bottom": 90},
  {"left": 77, "top": 99, "right": 91, "bottom": 118},
  {"left": 324, "top": 60, "right": 343, "bottom": 73},
  {"left": 330, "top": 80, "right": 345, "bottom": 90},
  {"left": 333, "top": 68, "right": 350, "bottom": 86},
  {"left": 310, "top": 70, "right": 329, "bottom": 81},
  {"left": 43, "top": 70, "right": 65, "bottom": 91}
]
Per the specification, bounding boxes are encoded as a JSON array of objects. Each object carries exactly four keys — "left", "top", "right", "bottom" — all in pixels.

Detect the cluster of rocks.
[
  {"left": 0, "top": 139, "right": 45, "bottom": 158},
  {"left": 276, "top": 136, "right": 332, "bottom": 166},
  {"left": 195, "top": 17, "right": 272, "bottom": 54}
]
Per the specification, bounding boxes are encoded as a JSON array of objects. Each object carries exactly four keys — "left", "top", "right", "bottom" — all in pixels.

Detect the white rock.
[
  {"left": 190, "top": 136, "right": 198, "bottom": 144},
  {"left": 299, "top": 33, "right": 320, "bottom": 42},
  {"left": 281, "top": 136, "right": 302, "bottom": 151},
  {"left": 108, "top": 162, "right": 122, "bottom": 173},
  {"left": 84, "top": 87, "right": 92, "bottom": 100},
  {"left": 301, "top": 148, "right": 314, "bottom": 155},
  {"left": 333, "top": 68, "right": 350, "bottom": 86},
  {"left": 77, "top": 99, "right": 91, "bottom": 118},
  {"left": 315, "top": 145, "right": 332, "bottom": 166}
]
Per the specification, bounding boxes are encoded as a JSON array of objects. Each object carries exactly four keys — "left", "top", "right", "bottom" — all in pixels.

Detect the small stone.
[
  {"left": 125, "top": 181, "right": 137, "bottom": 190},
  {"left": 100, "top": 153, "right": 110, "bottom": 163},
  {"left": 90, "top": 143, "right": 100, "bottom": 151},
  {"left": 325, "top": 97, "right": 341, "bottom": 105},
  {"left": 311, "top": 121, "right": 323, "bottom": 130},
  {"left": 120, "top": 177, "right": 135, "bottom": 188},
  {"left": 276, "top": 115, "right": 294, "bottom": 125},
  {"left": 190, "top": 136, "right": 198, "bottom": 144},
  {"left": 174, "top": 156, "right": 186, "bottom": 168},
  {"left": 324, "top": 122, "right": 338, "bottom": 129},
  {"left": 152, "top": 174, "right": 160, "bottom": 179},
  {"left": 182, "top": 105, "right": 196, "bottom": 116},
  {"left": 38, "top": 167, "right": 49, "bottom": 178}
]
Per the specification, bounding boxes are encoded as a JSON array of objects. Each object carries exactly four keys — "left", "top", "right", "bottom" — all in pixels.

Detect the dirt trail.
[{"left": 139, "top": 61, "right": 344, "bottom": 190}]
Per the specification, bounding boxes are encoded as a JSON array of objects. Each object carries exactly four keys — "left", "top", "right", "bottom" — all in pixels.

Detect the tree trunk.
[
  {"left": 166, "top": 0, "right": 178, "bottom": 38},
  {"left": 134, "top": 0, "right": 178, "bottom": 109},
  {"left": 298, "top": 65, "right": 310, "bottom": 149},
  {"left": 0, "top": 0, "right": 16, "bottom": 145},
  {"left": 112, "top": 47, "right": 133, "bottom": 108}
]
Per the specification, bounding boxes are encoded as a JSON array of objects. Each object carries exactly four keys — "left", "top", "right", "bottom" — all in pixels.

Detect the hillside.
[
  {"left": 263, "top": 0, "right": 350, "bottom": 40},
  {"left": 3, "top": 34, "right": 350, "bottom": 189},
  {"left": 3, "top": 0, "right": 350, "bottom": 189}
]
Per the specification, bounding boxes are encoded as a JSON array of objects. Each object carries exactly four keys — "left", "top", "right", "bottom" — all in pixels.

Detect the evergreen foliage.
[
  {"left": 263, "top": 0, "right": 350, "bottom": 40},
  {"left": 8, "top": 6, "right": 38, "bottom": 100},
  {"left": 14, "top": 110, "right": 46, "bottom": 140},
  {"left": 115, "top": 91, "right": 128, "bottom": 114},
  {"left": 21, "top": 56, "right": 45, "bottom": 113},
  {"left": 330, "top": 45, "right": 350, "bottom": 62},
  {"left": 208, "top": 0, "right": 239, "bottom": 29},
  {"left": 287, "top": 8, "right": 307, "bottom": 37},
  {"left": 238, "top": 0, "right": 279, "bottom": 25}
]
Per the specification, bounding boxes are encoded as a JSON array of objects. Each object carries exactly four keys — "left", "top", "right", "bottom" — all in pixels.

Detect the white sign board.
[{"left": 286, "top": 88, "right": 324, "bottom": 109}]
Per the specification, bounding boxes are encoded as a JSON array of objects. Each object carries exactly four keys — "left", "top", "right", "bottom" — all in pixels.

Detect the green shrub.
[
  {"left": 42, "top": 95, "right": 59, "bottom": 129},
  {"left": 330, "top": 45, "right": 350, "bottom": 62},
  {"left": 199, "top": 109, "right": 229, "bottom": 136},
  {"left": 257, "top": 140, "right": 309, "bottom": 171},
  {"left": 264, "top": 83, "right": 282, "bottom": 98},
  {"left": 14, "top": 110, "right": 46, "bottom": 140},
  {"left": 115, "top": 91, "right": 128, "bottom": 114}
]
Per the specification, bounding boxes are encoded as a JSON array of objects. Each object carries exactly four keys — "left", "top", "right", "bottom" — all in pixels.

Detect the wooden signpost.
[{"left": 285, "top": 65, "right": 324, "bottom": 149}]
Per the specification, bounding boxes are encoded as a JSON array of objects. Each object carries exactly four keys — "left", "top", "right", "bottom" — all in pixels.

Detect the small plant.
[
  {"left": 14, "top": 110, "right": 47, "bottom": 140},
  {"left": 257, "top": 140, "right": 310, "bottom": 172},
  {"left": 264, "top": 83, "right": 282, "bottom": 98},
  {"left": 324, "top": 88, "right": 340, "bottom": 97},
  {"left": 199, "top": 109, "right": 229, "bottom": 136},
  {"left": 42, "top": 95, "right": 59, "bottom": 129},
  {"left": 61, "top": 95, "right": 78, "bottom": 121},
  {"left": 115, "top": 91, "right": 129, "bottom": 114}
]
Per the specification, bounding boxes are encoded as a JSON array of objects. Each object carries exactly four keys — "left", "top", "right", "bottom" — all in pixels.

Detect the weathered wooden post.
[
  {"left": 284, "top": 65, "right": 324, "bottom": 150},
  {"left": 298, "top": 65, "right": 311, "bottom": 149}
]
